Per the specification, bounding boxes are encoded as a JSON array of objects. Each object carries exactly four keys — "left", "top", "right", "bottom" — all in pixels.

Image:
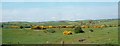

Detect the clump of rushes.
[
  {"left": 89, "top": 29, "right": 94, "bottom": 32},
  {"left": 46, "top": 29, "right": 55, "bottom": 33},
  {"left": 74, "top": 26, "right": 84, "bottom": 33}
]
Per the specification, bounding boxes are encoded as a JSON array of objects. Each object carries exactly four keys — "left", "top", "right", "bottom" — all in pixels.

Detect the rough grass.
[
  {"left": 2, "top": 27, "right": 118, "bottom": 44},
  {"left": 2, "top": 19, "right": 119, "bottom": 44},
  {"left": 0, "top": 28, "right": 2, "bottom": 45}
]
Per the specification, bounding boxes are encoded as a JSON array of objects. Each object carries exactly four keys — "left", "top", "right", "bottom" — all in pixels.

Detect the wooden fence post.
[
  {"left": 46, "top": 41, "right": 49, "bottom": 44},
  {"left": 61, "top": 41, "right": 64, "bottom": 46}
]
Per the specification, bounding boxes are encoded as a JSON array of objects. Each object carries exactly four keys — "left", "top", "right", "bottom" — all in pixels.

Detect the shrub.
[
  {"left": 20, "top": 26, "right": 23, "bottom": 29},
  {"left": 46, "top": 29, "right": 55, "bottom": 33},
  {"left": 67, "top": 31, "right": 72, "bottom": 35},
  {"left": 1, "top": 25, "right": 4, "bottom": 28},
  {"left": 74, "top": 26, "right": 84, "bottom": 33},
  {"left": 109, "top": 25, "right": 112, "bottom": 27},
  {"left": 89, "top": 29, "right": 94, "bottom": 32},
  {"left": 63, "top": 31, "right": 68, "bottom": 35},
  {"left": 63, "top": 31, "right": 72, "bottom": 35},
  {"left": 24, "top": 26, "right": 31, "bottom": 28},
  {"left": 118, "top": 24, "right": 120, "bottom": 26}
]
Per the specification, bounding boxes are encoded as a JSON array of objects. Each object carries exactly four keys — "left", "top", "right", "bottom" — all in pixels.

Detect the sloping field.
[
  {"left": 2, "top": 27, "right": 118, "bottom": 44},
  {"left": 2, "top": 19, "right": 119, "bottom": 44}
]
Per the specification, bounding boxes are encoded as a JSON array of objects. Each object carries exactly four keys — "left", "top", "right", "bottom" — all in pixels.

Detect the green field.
[
  {"left": 0, "top": 28, "right": 2, "bottom": 45},
  {"left": 2, "top": 19, "right": 119, "bottom": 44}
]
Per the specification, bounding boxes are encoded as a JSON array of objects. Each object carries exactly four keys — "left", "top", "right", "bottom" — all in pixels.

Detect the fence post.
[
  {"left": 61, "top": 41, "right": 64, "bottom": 46},
  {"left": 46, "top": 41, "right": 49, "bottom": 44},
  {"left": 18, "top": 42, "right": 20, "bottom": 44}
]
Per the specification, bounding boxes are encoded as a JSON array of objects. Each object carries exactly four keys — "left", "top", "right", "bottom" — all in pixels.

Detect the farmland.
[{"left": 1, "top": 19, "right": 119, "bottom": 44}]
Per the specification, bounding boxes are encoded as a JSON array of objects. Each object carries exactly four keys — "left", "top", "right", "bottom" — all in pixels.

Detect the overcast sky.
[
  {"left": 1, "top": 0, "right": 120, "bottom": 2},
  {"left": 1, "top": 2, "right": 118, "bottom": 22}
]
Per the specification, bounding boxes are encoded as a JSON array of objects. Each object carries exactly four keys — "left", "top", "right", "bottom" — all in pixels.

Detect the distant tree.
[
  {"left": 1, "top": 25, "right": 4, "bottom": 28},
  {"left": 89, "top": 20, "right": 92, "bottom": 24},
  {"left": 25, "top": 26, "right": 31, "bottom": 28},
  {"left": 118, "top": 24, "right": 120, "bottom": 26},
  {"left": 74, "top": 26, "right": 84, "bottom": 33},
  {"left": 20, "top": 26, "right": 23, "bottom": 29}
]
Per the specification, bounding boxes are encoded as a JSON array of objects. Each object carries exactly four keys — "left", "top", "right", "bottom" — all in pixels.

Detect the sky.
[
  {"left": 1, "top": 0, "right": 120, "bottom": 2},
  {"left": 1, "top": 2, "right": 118, "bottom": 22}
]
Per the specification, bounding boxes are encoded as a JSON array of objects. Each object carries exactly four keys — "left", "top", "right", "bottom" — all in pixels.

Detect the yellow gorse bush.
[
  {"left": 63, "top": 30, "right": 72, "bottom": 35},
  {"left": 10, "top": 26, "right": 20, "bottom": 28}
]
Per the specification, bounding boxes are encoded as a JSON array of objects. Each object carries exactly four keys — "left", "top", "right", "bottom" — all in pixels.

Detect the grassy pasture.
[
  {"left": 0, "top": 28, "right": 2, "bottom": 45},
  {"left": 2, "top": 27, "right": 118, "bottom": 44},
  {"left": 2, "top": 19, "right": 119, "bottom": 44}
]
